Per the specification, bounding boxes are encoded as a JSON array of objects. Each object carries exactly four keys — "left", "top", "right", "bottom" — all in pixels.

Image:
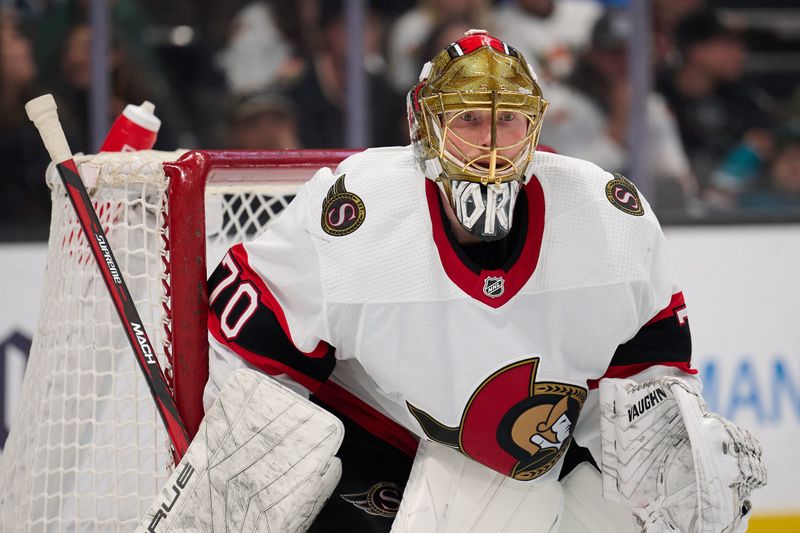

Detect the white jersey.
[{"left": 206, "top": 145, "right": 694, "bottom": 483}]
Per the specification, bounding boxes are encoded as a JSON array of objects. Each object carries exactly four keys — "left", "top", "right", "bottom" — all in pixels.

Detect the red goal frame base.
[{"left": 164, "top": 150, "right": 358, "bottom": 437}]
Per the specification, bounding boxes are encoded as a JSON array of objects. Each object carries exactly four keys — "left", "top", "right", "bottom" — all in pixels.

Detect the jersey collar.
[{"left": 425, "top": 177, "right": 545, "bottom": 308}]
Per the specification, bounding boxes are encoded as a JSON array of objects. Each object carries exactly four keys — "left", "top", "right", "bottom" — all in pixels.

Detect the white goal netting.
[{"left": 0, "top": 149, "right": 345, "bottom": 532}]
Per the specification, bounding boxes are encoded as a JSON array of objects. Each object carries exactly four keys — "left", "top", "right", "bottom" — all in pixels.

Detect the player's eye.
[
  {"left": 460, "top": 112, "right": 476, "bottom": 122},
  {"left": 499, "top": 112, "right": 516, "bottom": 122}
]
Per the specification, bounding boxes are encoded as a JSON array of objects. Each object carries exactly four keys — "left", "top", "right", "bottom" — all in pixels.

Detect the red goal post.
[
  {"left": 0, "top": 148, "right": 356, "bottom": 531},
  {"left": 165, "top": 150, "right": 357, "bottom": 438}
]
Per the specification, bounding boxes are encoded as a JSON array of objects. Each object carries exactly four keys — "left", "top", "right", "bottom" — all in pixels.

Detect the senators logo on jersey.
[
  {"left": 407, "top": 358, "right": 586, "bottom": 481},
  {"left": 605, "top": 172, "right": 644, "bottom": 216},
  {"left": 341, "top": 482, "right": 403, "bottom": 518},
  {"left": 321, "top": 174, "right": 366, "bottom": 236}
]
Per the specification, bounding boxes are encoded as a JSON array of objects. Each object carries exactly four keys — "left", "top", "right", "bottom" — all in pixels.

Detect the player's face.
[{"left": 443, "top": 109, "right": 530, "bottom": 168}]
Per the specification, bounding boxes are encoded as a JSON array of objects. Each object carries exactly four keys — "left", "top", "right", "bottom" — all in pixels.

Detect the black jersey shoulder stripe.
[
  {"left": 609, "top": 310, "right": 692, "bottom": 368},
  {"left": 587, "top": 361, "right": 697, "bottom": 390},
  {"left": 208, "top": 260, "right": 229, "bottom": 298},
  {"left": 215, "top": 244, "right": 330, "bottom": 357},
  {"left": 208, "top": 308, "right": 335, "bottom": 391},
  {"left": 611, "top": 291, "right": 692, "bottom": 368},
  {"left": 586, "top": 292, "right": 694, "bottom": 389},
  {"left": 208, "top": 244, "right": 335, "bottom": 390}
]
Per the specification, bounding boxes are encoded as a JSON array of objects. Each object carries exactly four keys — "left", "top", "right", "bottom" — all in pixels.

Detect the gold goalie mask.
[{"left": 408, "top": 30, "right": 549, "bottom": 241}]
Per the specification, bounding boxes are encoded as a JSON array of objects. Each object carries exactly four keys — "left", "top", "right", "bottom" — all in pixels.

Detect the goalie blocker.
[{"left": 599, "top": 376, "right": 767, "bottom": 533}]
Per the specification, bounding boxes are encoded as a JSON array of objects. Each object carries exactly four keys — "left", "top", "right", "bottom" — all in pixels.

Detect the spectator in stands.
[
  {"left": 416, "top": 18, "right": 475, "bottom": 74},
  {"left": 33, "top": 0, "right": 190, "bottom": 152},
  {"left": 387, "top": 0, "right": 490, "bottom": 92},
  {"left": 226, "top": 90, "right": 301, "bottom": 150},
  {"left": 0, "top": 11, "right": 37, "bottom": 135},
  {"left": 0, "top": 10, "right": 51, "bottom": 227},
  {"left": 791, "top": 86, "right": 800, "bottom": 120},
  {"left": 706, "top": 128, "right": 774, "bottom": 206},
  {"left": 286, "top": 0, "right": 406, "bottom": 148},
  {"left": 735, "top": 122, "right": 800, "bottom": 210},
  {"left": 215, "top": 1, "right": 309, "bottom": 96},
  {"left": 33, "top": 0, "right": 160, "bottom": 91},
  {"left": 490, "top": 0, "right": 603, "bottom": 82},
  {"left": 539, "top": 9, "right": 697, "bottom": 210},
  {"left": 652, "top": 0, "right": 705, "bottom": 70},
  {"left": 48, "top": 20, "right": 183, "bottom": 154},
  {"left": 657, "top": 9, "right": 774, "bottom": 193}
]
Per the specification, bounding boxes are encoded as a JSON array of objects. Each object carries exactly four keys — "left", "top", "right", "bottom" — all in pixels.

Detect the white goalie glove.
[
  {"left": 138, "top": 369, "right": 344, "bottom": 533},
  {"left": 599, "top": 377, "right": 766, "bottom": 533}
]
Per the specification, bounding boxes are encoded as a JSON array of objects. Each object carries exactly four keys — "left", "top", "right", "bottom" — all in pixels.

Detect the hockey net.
[{"left": 0, "top": 149, "right": 354, "bottom": 531}]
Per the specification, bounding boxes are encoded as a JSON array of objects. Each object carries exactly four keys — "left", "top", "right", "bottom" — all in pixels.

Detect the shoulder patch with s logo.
[
  {"left": 605, "top": 172, "right": 644, "bottom": 216},
  {"left": 321, "top": 174, "right": 366, "bottom": 236}
]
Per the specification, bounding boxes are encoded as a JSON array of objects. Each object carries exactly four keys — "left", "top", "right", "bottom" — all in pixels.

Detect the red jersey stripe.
[
  {"left": 646, "top": 292, "right": 687, "bottom": 326},
  {"left": 315, "top": 381, "right": 419, "bottom": 458}
]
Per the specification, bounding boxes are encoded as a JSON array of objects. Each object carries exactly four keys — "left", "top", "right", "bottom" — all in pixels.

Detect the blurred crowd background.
[{"left": 1, "top": 0, "right": 799, "bottom": 239}]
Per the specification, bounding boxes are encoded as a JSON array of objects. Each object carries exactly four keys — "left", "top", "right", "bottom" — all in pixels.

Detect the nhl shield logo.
[{"left": 483, "top": 276, "right": 505, "bottom": 298}]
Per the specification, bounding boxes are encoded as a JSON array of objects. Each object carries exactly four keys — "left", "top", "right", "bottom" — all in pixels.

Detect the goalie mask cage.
[{"left": 0, "top": 149, "right": 355, "bottom": 532}]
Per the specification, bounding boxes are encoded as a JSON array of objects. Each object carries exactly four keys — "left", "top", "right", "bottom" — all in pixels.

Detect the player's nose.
[{"left": 478, "top": 125, "right": 493, "bottom": 148}]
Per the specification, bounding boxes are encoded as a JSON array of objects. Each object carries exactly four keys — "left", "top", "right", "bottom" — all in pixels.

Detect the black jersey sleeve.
[
  {"left": 208, "top": 242, "right": 336, "bottom": 393},
  {"left": 588, "top": 291, "right": 695, "bottom": 389}
]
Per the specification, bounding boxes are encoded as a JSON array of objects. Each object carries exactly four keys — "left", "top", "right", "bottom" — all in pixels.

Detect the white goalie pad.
[
  {"left": 138, "top": 369, "right": 344, "bottom": 533},
  {"left": 599, "top": 377, "right": 767, "bottom": 533},
  {"left": 391, "top": 439, "right": 564, "bottom": 533}
]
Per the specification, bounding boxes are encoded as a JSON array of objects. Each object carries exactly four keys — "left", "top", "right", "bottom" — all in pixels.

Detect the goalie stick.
[{"left": 25, "top": 94, "right": 191, "bottom": 459}]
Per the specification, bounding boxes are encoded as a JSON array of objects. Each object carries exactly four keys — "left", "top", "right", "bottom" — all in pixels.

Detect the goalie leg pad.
[
  {"left": 391, "top": 440, "right": 564, "bottom": 533},
  {"left": 599, "top": 377, "right": 766, "bottom": 533},
  {"left": 560, "top": 463, "right": 636, "bottom": 533},
  {"left": 138, "top": 369, "right": 344, "bottom": 533}
]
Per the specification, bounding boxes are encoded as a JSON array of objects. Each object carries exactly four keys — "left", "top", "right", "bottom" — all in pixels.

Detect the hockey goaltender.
[{"left": 142, "top": 30, "right": 767, "bottom": 533}]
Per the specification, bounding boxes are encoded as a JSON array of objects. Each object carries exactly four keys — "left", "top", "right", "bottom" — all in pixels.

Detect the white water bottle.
[{"left": 100, "top": 100, "right": 161, "bottom": 152}]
